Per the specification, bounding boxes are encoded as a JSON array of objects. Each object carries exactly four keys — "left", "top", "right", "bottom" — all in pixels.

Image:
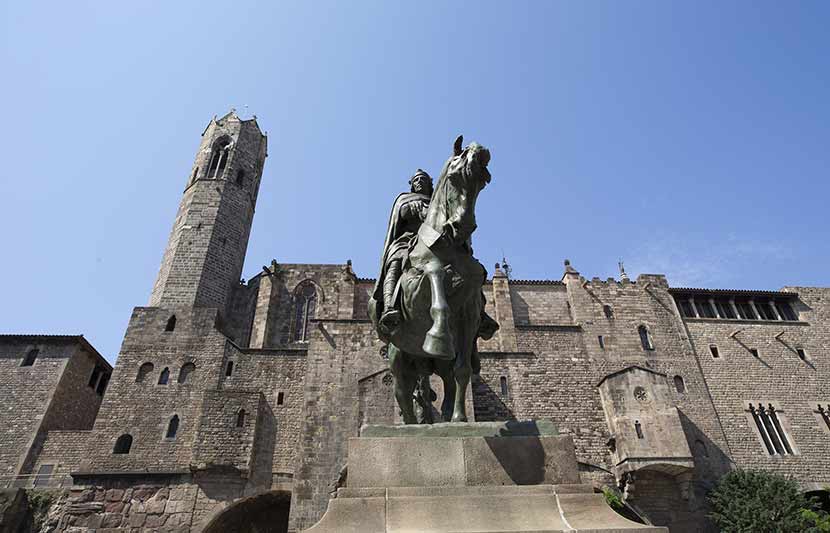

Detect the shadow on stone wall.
[
  {"left": 472, "top": 376, "right": 516, "bottom": 421},
  {"left": 511, "top": 292, "right": 530, "bottom": 326},
  {"left": 0, "top": 489, "right": 28, "bottom": 533},
  {"left": 201, "top": 490, "right": 291, "bottom": 533},
  {"left": 677, "top": 410, "right": 732, "bottom": 487},
  {"left": 250, "top": 401, "right": 277, "bottom": 490},
  {"left": 631, "top": 409, "right": 728, "bottom": 533},
  {"left": 484, "top": 435, "right": 545, "bottom": 484}
]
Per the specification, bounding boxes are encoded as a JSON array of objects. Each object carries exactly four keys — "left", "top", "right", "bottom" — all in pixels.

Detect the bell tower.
[{"left": 149, "top": 111, "right": 267, "bottom": 312}]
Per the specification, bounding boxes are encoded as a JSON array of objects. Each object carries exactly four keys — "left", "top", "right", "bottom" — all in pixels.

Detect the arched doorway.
[
  {"left": 806, "top": 489, "right": 830, "bottom": 514},
  {"left": 201, "top": 491, "right": 291, "bottom": 533}
]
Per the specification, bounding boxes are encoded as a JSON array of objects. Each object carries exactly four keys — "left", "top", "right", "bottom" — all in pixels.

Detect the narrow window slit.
[{"left": 166, "top": 415, "right": 179, "bottom": 439}]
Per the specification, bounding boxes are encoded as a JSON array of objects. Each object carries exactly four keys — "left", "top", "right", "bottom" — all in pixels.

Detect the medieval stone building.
[{"left": 1, "top": 112, "right": 828, "bottom": 532}]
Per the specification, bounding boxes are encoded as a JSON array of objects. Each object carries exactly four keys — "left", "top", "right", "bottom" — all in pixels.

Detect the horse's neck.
[{"left": 424, "top": 176, "right": 452, "bottom": 231}]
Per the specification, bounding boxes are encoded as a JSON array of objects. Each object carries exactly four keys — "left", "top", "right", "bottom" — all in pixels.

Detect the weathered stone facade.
[
  {"left": 2, "top": 113, "right": 828, "bottom": 532},
  {"left": 0, "top": 335, "right": 110, "bottom": 489}
]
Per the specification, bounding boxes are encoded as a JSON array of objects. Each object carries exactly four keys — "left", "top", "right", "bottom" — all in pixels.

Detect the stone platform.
[{"left": 301, "top": 421, "right": 667, "bottom": 532}]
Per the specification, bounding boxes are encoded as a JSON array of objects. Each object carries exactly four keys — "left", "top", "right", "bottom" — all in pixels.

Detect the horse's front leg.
[
  {"left": 452, "top": 360, "right": 471, "bottom": 423},
  {"left": 422, "top": 263, "right": 455, "bottom": 360}
]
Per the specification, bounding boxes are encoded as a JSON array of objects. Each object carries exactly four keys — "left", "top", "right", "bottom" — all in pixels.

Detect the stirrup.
[{"left": 380, "top": 309, "right": 402, "bottom": 332}]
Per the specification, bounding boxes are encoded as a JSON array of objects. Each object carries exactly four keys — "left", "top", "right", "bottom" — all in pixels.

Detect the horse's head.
[
  {"left": 445, "top": 135, "right": 491, "bottom": 190},
  {"left": 425, "top": 136, "right": 492, "bottom": 247}
]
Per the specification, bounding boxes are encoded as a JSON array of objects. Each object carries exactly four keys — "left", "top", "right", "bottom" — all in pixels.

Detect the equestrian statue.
[{"left": 369, "top": 136, "right": 499, "bottom": 424}]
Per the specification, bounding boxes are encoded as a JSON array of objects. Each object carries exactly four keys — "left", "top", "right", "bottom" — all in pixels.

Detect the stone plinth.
[{"left": 301, "top": 421, "right": 667, "bottom": 532}]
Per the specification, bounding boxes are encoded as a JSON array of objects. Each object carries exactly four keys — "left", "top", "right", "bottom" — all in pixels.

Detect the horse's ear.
[{"left": 453, "top": 135, "right": 463, "bottom": 156}]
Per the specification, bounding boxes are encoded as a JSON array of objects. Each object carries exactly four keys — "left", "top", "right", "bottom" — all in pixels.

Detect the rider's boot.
[{"left": 379, "top": 260, "right": 402, "bottom": 333}]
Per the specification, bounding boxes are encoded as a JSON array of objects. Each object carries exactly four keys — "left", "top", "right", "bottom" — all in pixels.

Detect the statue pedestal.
[{"left": 302, "top": 421, "right": 667, "bottom": 532}]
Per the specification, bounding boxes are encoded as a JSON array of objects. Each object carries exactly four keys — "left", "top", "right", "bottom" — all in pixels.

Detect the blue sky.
[{"left": 2, "top": 1, "right": 828, "bottom": 362}]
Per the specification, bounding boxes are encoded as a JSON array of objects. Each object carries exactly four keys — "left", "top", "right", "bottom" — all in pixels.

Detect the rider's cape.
[{"left": 368, "top": 191, "right": 431, "bottom": 339}]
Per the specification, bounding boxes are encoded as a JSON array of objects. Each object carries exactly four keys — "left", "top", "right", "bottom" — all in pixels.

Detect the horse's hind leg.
[
  {"left": 389, "top": 344, "right": 418, "bottom": 424},
  {"left": 452, "top": 360, "right": 471, "bottom": 423},
  {"left": 435, "top": 361, "right": 456, "bottom": 422}
]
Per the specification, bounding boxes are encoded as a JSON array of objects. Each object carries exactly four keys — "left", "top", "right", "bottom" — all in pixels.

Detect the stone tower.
[{"left": 149, "top": 111, "right": 267, "bottom": 312}]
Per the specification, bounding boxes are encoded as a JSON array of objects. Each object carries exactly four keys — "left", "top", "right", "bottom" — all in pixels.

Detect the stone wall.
[
  {"left": 0, "top": 338, "right": 72, "bottom": 480},
  {"left": 31, "top": 431, "right": 92, "bottom": 488},
  {"left": 221, "top": 347, "right": 307, "bottom": 480},
  {"left": 470, "top": 270, "right": 734, "bottom": 531},
  {"left": 0, "top": 336, "right": 108, "bottom": 485},
  {"left": 83, "top": 307, "right": 229, "bottom": 474},
  {"left": 192, "top": 391, "right": 264, "bottom": 476},
  {"left": 683, "top": 286, "right": 830, "bottom": 486},
  {"left": 245, "top": 263, "right": 358, "bottom": 349},
  {"left": 510, "top": 282, "right": 571, "bottom": 325},
  {"left": 288, "top": 319, "right": 387, "bottom": 531},
  {"left": 45, "top": 477, "right": 200, "bottom": 531}
]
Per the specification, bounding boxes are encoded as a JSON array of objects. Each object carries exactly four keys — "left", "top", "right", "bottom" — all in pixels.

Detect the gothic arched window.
[
  {"left": 113, "top": 434, "right": 133, "bottom": 454},
  {"left": 165, "top": 415, "right": 179, "bottom": 439},
  {"left": 165, "top": 315, "right": 176, "bottom": 332},
  {"left": 207, "top": 137, "right": 231, "bottom": 178},
  {"left": 158, "top": 367, "right": 170, "bottom": 385},
  {"left": 178, "top": 362, "right": 195, "bottom": 384},
  {"left": 638, "top": 325, "right": 654, "bottom": 351},
  {"left": 136, "top": 362, "right": 154, "bottom": 382},
  {"left": 236, "top": 409, "right": 246, "bottom": 428},
  {"left": 292, "top": 281, "right": 318, "bottom": 342},
  {"left": 22, "top": 348, "right": 39, "bottom": 367}
]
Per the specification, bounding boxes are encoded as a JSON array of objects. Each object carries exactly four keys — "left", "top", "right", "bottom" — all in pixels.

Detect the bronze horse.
[{"left": 370, "top": 136, "right": 497, "bottom": 423}]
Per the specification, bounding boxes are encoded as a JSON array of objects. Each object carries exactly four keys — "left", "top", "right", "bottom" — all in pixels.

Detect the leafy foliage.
[
  {"left": 709, "top": 470, "right": 829, "bottom": 533},
  {"left": 601, "top": 486, "right": 646, "bottom": 525},
  {"left": 26, "top": 490, "right": 57, "bottom": 531},
  {"left": 603, "top": 486, "right": 624, "bottom": 510},
  {"left": 802, "top": 509, "right": 830, "bottom": 532}
]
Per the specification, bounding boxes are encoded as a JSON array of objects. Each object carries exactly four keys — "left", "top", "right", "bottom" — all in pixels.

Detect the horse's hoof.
[
  {"left": 451, "top": 413, "right": 468, "bottom": 423},
  {"left": 423, "top": 332, "right": 454, "bottom": 360}
]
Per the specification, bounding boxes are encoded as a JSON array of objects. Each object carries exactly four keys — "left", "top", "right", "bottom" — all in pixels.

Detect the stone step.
[
  {"left": 336, "top": 483, "right": 594, "bottom": 499},
  {"left": 305, "top": 486, "right": 667, "bottom": 532}
]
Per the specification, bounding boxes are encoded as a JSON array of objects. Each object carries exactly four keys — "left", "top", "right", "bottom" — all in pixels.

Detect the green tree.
[{"left": 709, "top": 470, "right": 827, "bottom": 533}]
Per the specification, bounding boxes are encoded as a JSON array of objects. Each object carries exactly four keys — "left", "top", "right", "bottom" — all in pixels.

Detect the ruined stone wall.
[
  {"left": 683, "top": 286, "right": 830, "bottom": 486},
  {"left": 45, "top": 477, "right": 204, "bottom": 531}
]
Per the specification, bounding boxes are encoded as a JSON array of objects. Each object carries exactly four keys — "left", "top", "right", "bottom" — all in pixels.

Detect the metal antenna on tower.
[
  {"left": 501, "top": 250, "right": 512, "bottom": 279},
  {"left": 619, "top": 259, "right": 629, "bottom": 281}
]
